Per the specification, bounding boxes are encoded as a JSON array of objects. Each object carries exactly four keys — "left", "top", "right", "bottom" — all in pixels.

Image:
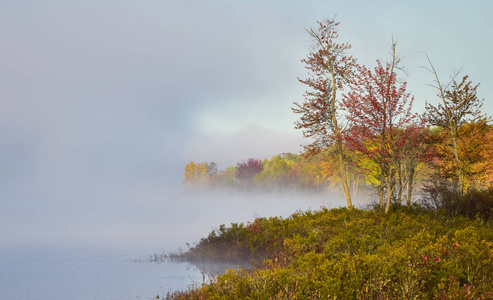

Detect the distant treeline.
[
  {"left": 184, "top": 152, "right": 338, "bottom": 192},
  {"left": 183, "top": 124, "right": 493, "bottom": 201}
]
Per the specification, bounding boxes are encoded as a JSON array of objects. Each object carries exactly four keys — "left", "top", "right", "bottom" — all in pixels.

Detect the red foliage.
[
  {"left": 341, "top": 59, "right": 428, "bottom": 208},
  {"left": 246, "top": 218, "right": 262, "bottom": 235},
  {"left": 236, "top": 158, "right": 263, "bottom": 184},
  {"left": 292, "top": 18, "right": 357, "bottom": 155},
  {"left": 342, "top": 61, "right": 420, "bottom": 164}
]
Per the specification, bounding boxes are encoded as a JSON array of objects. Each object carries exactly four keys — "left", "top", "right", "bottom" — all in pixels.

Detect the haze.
[{"left": 1, "top": 1, "right": 492, "bottom": 252}]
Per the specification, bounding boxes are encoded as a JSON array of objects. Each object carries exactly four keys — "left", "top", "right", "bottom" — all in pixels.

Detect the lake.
[
  {"left": 1, "top": 190, "right": 352, "bottom": 299},
  {"left": 0, "top": 246, "right": 245, "bottom": 299}
]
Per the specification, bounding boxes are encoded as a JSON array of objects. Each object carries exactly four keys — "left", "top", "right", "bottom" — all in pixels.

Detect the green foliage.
[{"left": 166, "top": 207, "right": 493, "bottom": 299}]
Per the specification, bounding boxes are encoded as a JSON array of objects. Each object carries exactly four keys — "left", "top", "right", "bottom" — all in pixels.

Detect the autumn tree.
[
  {"left": 292, "top": 17, "right": 357, "bottom": 208},
  {"left": 342, "top": 45, "right": 423, "bottom": 213},
  {"left": 319, "top": 146, "right": 363, "bottom": 196},
  {"left": 424, "top": 59, "right": 491, "bottom": 192},
  {"left": 212, "top": 166, "right": 238, "bottom": 188},
  {"left": 183, "top": 161, "right": 208, "bottom": 188},
  {"left": 183, "top": 161, "right": 218, "bottom": 189},
  {"left": 256, "top": 153, "right": 303, "bottom": 189},
  {"left": 256, "top": 155, "right": 291, "bottom": 183},
  {"left": 236, "top": 158, "right": 263, "bottom": 189},
  {"left": 429, "top": 122, "right": 491, "bottom": 190},
  {"left": 279, "top": 162, "right": 304, "bottom": 190},
  {"left": 397, "top": 125, "right": 431, "bottom": 205}
]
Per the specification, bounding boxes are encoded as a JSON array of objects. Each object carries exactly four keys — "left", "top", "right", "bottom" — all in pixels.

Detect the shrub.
[
  {"left": 421, "top": 180, "right": 493, "bottom": 221},
  {"left": 164, "top": 206, "right": 493, "bottom": 299}
]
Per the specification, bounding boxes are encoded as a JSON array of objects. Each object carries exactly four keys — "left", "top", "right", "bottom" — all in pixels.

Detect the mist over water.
[
  {"left": 1, "top": 1, "right": 490, "bottom": 299},
  {"left": 1, "top": 186, "right": 366, "bottom": 299},
  {"left": 3, "top": 184, "right": 355, "bottom": 252}
]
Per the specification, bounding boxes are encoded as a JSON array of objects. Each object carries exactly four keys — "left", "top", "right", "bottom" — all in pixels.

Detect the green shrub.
[{"left": 164, "top": 206, "right": 493, "bottom": 299}]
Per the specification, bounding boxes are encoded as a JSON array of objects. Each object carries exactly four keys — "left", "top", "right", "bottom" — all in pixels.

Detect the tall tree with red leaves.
[
  {"left": 292, "top": 17, "right": 357, "bottom": 209},
  {"left": 342, "top": 44, "right": 424, "bottom": 212}
]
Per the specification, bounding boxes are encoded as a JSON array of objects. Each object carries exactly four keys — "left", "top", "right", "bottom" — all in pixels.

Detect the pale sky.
[{"left": 1, "top": 0, "right": 491, "bottom": 248}]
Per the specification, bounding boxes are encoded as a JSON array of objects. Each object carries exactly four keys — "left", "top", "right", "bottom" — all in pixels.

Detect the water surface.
[{"left": 1, "top": 190, "right": 352, "bottom": 299}]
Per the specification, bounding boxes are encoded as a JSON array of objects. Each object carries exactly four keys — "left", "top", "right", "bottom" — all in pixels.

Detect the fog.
[
  {"left": 2, "top": 2, "right": 491, "bottom": 298},
  {"left": 2, "top": 184, "right": 358, "bottom": 254},
  {"left": 1, "top": 0, "right": 491, "bottom": 255}
]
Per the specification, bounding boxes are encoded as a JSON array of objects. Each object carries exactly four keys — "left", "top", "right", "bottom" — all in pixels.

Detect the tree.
[
  {"left": 319, "top": 146, "right": 363, "bottom": 195},
  {"left": 428, "top": 122, "right": 491, "bottom": 190},
  {"left": 292, "top": 17, "right": 357, "bottom": 209},
  {"left": 236, "top": 158, "right": 263, "bottom": 189},
  {"left": 213, "top": 166, "right": 238, "bottom": 188},
  {"left": 342, "top": 45, "right": 423, "bottom": 213},
  {"left": 256, "top": 155, "right": 291, "bottom": 183},
  {"left": 255, "top": 153, "right": 302, "bottom": 190},
  {"left": 183, "top": 161, "right": 208, "bottom": 188},
  {"left": 424, "top": 57, "right": 490, "bottom": 192},
  {"left": 206, "top": 162, "right": 218, "bottom": 177},
  {"left": 393, "top": 125, "right": 431, "bottom": 205}
]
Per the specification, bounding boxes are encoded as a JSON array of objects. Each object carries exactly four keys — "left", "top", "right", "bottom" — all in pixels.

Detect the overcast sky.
[{"left": 1, "top": 0, "right": 491, "bottom": 249}]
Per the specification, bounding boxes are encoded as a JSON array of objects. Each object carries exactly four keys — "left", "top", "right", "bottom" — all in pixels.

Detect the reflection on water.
[{"left": 134, "top": 250, "right": 251, "bottom": 283}]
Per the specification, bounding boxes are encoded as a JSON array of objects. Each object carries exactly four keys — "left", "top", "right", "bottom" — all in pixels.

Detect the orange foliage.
[
  {"left": 430, "top": 123, "right": 492, "bottom": 190},
  {"left": 485, "top": 126, "right": 493, "bottom": 183}
]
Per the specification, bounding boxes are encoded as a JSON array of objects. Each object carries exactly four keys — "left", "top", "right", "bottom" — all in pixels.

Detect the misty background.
[{"left": 1, "top": 1, "right": 492, "bottom": 253}]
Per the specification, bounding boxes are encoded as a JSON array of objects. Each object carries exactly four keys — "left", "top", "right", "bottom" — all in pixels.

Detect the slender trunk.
[
  {"left": 385, "top": 184, "right": 392, "bottom": 213},
  {"left": 397, "top": 162, "right": 404, "bottom": 205},
  {"left": 384, "top": 42, "right": 398, "bottom": 214},
  {"left": 378, "top": 184, "right": 384, "bottom": 209},
  {"left": 406, "top": 166, "right": 415, "bottom": 206},
  {"left": 378, "top": 162, "right": 385, "bottom": 209},
  {"left": 353, "top": 174, "right": 359, "bottom": 199},
  {"left": 384, "top": 169, "right": 395, "bottom": 213},
  {"left": 449, "top": 128, "right": 464, "bottom": 193},
  {"left": 328, "top": 47, "right": 352, "bottom": 209},
  {"left": 337, "top": 142, "right": 353, "bottom": 209},
  {"left": 397, "top": 184, "right": 403, "bottom": 205}
]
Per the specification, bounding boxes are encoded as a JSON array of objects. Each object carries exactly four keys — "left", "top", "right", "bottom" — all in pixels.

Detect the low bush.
[{"left": 421, "top": 181, "right": 493, "bottom": 221}]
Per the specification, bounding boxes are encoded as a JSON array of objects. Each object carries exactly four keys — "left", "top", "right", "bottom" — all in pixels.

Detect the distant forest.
[{"left": 183, "top": 124, "right": 493, "bottom": 201}]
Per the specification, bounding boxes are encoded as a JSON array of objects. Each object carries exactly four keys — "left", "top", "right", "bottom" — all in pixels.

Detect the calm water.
[
  {"left": 1, "top": 191, "right": 352, "bottom": 299},
  {"left": 0, "top": 246, "right": 242, "bottom": 299}
]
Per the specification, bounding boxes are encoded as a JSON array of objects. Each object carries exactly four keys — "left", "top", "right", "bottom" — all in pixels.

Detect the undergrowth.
[{"left": 163, "top": 205, "right": 493, "bottom": 299}]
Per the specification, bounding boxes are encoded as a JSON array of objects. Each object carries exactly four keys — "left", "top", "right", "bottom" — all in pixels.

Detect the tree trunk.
[
  {"left": 384, "top": 169, "right": 395, "bottom": 213},
  {"left": 384, "top": 177, "right": 391, "bottom": 213},
  {"left": 378, "top": 162, "right": 385, "bottom": 209},
  {"left": 449, "top": 128, "right": 464, "bottom": 193},
  {"left": 397, "top": 162, "right": 404, "bottom": 205},
  {"left": 353, "top": 174, "right": 360, "bottom": 198},
  {"left": 378, "top": 186, "right": 384, "bottom": 209},
  {"left": 337, "top": 142, "right": 353, "bottom": 209},
  {"left": 406, "top": 166, "right": 415, "bottom": 206}
]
